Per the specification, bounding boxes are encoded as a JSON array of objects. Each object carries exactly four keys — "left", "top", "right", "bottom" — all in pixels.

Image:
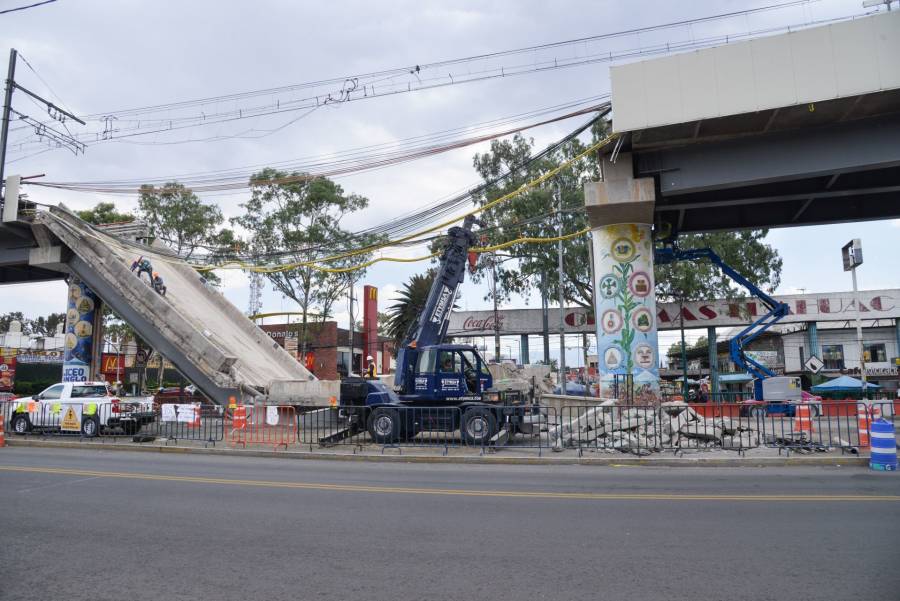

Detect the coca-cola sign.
[
  {"left": 447, "top": 289, "right": 900, "bottom": 335},
  {"left": 460, "top": 315, "right": 505, "bottom": 332}
]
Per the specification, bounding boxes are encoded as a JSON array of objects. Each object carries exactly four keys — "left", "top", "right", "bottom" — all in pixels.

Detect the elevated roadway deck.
[{"left": 1, "top": 205, "right": 315, "bottom": 405}]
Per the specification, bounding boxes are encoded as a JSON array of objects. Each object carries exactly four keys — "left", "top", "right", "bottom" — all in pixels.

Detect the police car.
[{"left": 8, "top": 381, "right": 155, "bottom": 437}]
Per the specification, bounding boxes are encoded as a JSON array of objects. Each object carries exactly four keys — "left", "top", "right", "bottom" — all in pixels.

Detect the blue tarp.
[{"left": 811, "top": 375, "right": 881, "bottom": 392}]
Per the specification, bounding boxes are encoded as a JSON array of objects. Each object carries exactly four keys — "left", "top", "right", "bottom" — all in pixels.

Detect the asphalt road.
[{"left": 1, "top": 448, "right": 898, "bottom": 601}]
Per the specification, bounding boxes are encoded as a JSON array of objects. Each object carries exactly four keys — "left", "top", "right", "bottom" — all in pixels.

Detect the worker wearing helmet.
[
  {"left": 152, "top": 271, "right": 167, "bottom": 297},
  {"left": 130, "top": 255, "right": 153, "bottom": 284},
  {"left": 365, "top": 355, "right": 377, "bottom": 379}
]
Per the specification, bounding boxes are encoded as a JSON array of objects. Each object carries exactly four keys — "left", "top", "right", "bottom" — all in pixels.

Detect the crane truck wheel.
[
  {"left": 461, "top": 407, "right": 497, "bottom": 446},
  {"left": 367, "top": 407, "right": 401, "bottom": 444}
]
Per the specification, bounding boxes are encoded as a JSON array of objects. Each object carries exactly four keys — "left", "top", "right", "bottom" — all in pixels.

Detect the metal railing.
[{"left": 154, "top": 403, "right": 223, "bottom": 446}]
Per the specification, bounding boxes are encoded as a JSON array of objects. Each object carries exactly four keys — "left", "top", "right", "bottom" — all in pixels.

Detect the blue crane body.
[
  {"left": 338, "top": 215, "right": 532, "bottom": 445},
  {"left": 654, "top": 246, "right": 790, "bottom": 400}
]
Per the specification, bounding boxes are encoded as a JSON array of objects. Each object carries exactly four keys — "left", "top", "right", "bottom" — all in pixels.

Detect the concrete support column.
[
  {"left": 707, "top": 326, "right": 718, "bottom": 397},
  {"left": 585, "top": 153, "right": 659, "bottom": 402},
  {"left": 520, "top": 334, "right": 529, "bottom": 365},
  {"left": 808, "top": 322, "right": 820, "bottom": 360},
  {"left": 62, "top": 278, "right": 102, "bottom": 382}
]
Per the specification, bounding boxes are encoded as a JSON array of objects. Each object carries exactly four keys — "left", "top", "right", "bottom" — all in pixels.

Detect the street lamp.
[{"left": 842, "top": 239, "right": 867, "bottom": 396}]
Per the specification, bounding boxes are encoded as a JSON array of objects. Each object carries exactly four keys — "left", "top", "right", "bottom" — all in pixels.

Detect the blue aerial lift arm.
[{"left": 654, "top": 246, "right": 790, "bottom": 400}]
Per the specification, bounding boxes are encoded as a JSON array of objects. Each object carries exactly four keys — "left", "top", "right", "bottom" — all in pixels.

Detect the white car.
[{"left": 8, "top": 381, "right": 154, "bottom": 438}]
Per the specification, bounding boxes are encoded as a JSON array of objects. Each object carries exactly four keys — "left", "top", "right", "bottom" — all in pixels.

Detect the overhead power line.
[
  {"left": 7, "top": 0, "right": 845, "bottom": 153},
  {"left": 0, "top": 0, "right": 57, "bottom": 15},
  {"left": 28, "top": 98, "right": 609, "bottom": 193}
]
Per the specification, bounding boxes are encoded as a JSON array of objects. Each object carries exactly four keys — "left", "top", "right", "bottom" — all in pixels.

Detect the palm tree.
[{"left": 386, "top": 270, "right": 436, "bottom": 350}]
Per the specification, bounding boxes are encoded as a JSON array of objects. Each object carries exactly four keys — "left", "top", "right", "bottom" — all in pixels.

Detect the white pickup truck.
[{"left": 8, "top": 381, "right": 155, "bottom": 437}]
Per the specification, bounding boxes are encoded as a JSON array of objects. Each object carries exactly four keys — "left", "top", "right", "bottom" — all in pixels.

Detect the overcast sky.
[{"left": 1, "top": 0, "right": 897, "bottom": 362}]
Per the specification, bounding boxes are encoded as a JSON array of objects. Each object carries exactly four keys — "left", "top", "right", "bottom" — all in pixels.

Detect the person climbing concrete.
[
  {"left": 152, "top": 272, "right": 167, "bottom": 297},
  {"left": 365, "top": 355, "right": 377, "bottom": 379},
  {"left": 131, "top": 255, "right": 153, "bottom": 284}
]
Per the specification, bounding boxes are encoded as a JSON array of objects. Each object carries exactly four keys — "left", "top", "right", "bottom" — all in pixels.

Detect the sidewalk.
[{"left": 4, "top": 435, "right": 871, "bottom": 467}]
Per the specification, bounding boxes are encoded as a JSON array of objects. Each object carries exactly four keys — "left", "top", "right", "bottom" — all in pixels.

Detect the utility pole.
[
  {"left": 541, "top": 271, "right": 550, "bottom": 364},
  {"left": 1, "top": 48, "right": 85, "bottom": 211},
  {"left": 842, "top": 239, "right": 867, "bottom": 396},
  {"left": 0, "top": 49, "right": 18, "bottom": 209},
  {"left": 348, "top": 276, "right": 355, "bottom": 376},
  {"left": 491, "top": 254, "right": 501, "bottom": 362},
  {"left": 556, "top": 181, "right": 567, "bottom": 395}
]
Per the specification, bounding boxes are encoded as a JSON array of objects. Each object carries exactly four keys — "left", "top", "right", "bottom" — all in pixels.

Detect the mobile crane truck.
[{"left": 338, "top": 215, "right": 540, "bottom": 445}]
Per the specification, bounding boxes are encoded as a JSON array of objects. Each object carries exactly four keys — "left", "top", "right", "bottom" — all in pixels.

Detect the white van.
[{"left": 8, "top": 381, "right": 155, "bottom": 437}]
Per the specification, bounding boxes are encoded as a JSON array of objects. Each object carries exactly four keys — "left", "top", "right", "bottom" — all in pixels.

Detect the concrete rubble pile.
[
  {"left": 488, "top": 363, "right": 555, "bottom": 398},
  {"left": 550, "top": 401, "right": 759, "bottom": 455}
]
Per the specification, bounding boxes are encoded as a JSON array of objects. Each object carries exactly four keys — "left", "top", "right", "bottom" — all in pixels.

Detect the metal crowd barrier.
[
  {"left": 756, "top": 401, "right": 862, "bottom": 454},
  {"left": 230, "top": 405, "right": 297, "bottom": 450},
  {"left": 154, "top": 403, "right": 223, "bottom": 446}
]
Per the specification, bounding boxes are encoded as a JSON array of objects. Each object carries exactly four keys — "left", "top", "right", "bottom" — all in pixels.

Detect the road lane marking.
[{"left": 1, "top": 465, "right": 898, "bottom": 501}]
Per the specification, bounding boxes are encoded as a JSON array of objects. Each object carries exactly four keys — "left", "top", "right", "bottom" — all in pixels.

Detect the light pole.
[
  {"left": 842, "top": 239, "right": 867, "bottom": 395},
  {"left": 556, "top": 180, "right": 567, "bottom": 395}
]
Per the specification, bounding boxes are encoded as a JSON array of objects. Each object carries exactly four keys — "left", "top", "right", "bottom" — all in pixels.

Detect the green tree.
[
  {"left": 470, "top": 119, "right": 782, "bottom": 309},
  {"left": 385, "top": 271, "right": 436, "bottom": 350},
  {"left": 29, "top": 312, "right": 66, "bottom": 336},
  {"left": 201, "top": 228, "right": 243, "bottom": 287},
  {"left": 233, "top": 169, "right": 376, "bottom": 357},
  {"left": 471, "top": 130, "right": 599, "bottom": 309},
  {"left": 655, "top": 231, "right": 782, "bottom": 303},
  {"left": 76, "top": 202, "right": 134, "bottom": 225},
  {"left": 138, "top": 182, "right": 223, "bottom": 260},
  {"left": 0, "top": 311, "right": 28, "bottom": 334}
]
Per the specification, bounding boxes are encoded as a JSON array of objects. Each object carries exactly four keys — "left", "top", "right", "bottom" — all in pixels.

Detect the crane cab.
[{"left": 405, "top": 344, "right": 492, "bottom": 402}]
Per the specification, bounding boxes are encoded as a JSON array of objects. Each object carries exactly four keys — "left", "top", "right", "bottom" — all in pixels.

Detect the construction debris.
[{"left": 551, "top": 401, "right": 763, "bottom": 455}]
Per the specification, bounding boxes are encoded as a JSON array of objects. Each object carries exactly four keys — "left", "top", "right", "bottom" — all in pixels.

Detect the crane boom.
[{"left": 654, "top": 246, "right": 790, "bottom": 400}]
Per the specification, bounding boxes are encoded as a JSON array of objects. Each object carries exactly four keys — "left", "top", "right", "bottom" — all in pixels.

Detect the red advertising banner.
[
  {"left": 362, "top": 285, "right": 378, "bottom": 368},
  {"left": 0, "top": 354, "right": 16, "bottom": 392}
]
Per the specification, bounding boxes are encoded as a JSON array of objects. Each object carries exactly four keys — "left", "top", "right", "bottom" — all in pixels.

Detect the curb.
[{"left": 4, "top": 438, "right": 869, "bottom": 468}]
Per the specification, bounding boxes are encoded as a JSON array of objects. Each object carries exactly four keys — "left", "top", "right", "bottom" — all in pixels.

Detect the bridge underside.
[{"left": 610, "top": 89, "right": 900, "bottom": 235}]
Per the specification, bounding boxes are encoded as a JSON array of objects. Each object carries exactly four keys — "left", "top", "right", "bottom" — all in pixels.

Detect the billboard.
[
  {"left": 0, "top": 353, "right": 15, "bottom": 392},
  {"left": 447, "top": 290, "right": 900, "bottom": 335},
  {"left": 63, "top": 279, "right": 101, "bottom": 382}
]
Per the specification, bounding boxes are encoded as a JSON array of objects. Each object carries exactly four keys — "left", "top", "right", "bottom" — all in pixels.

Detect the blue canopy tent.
[{"left": 811, "top": 375, "right": 881, "bottom": 393}]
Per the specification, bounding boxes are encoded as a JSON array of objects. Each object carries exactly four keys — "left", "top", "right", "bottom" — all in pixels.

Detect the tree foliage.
[
  {"left": 655, "top": 231, "right": 782, "bottom": 303},
  {"left": 0, "top": 311, "right": 28, "bottom": 334},
  {"left": 233, "top": 169, "right": 376, "bottom": 356},
  {"left": 29, "top": 313, "right": 66, "bottom": 336},
  {"left": 138, "top": 182, "right": 223, "bottom": 260},
  {"left": 470, "top": 121, "right": 608, "bottom": 310},
  {"left": 470, "top": 119, "right": 782, "bottom": 309},
  {"left": 76, "top": 202, "right": 134, "bottom": 225},
  {"left": 385, "top": 271, "right": 436, "bottom": 350}
]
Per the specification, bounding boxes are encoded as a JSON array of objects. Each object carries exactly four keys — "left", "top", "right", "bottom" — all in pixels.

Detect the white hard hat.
[{"left": 367, "top": 355, "right": 374, "bottom": 361}]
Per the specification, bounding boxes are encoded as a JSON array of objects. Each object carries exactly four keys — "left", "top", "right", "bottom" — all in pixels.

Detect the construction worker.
[
  {"left": 365, "top": 355, "right": 377, "bottom": 379},
  {"left": 152, "top": 272, "right": 167, "bottom": 297},
  {"left": 130, "top": 255, "right": 153, "bottom": 283}
]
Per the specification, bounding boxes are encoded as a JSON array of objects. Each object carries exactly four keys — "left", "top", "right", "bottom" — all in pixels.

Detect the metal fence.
[
  {"left": 154, "top": 403, "right": 224, "bottom": 446},
  {"left": 3, "top": 398, "right": 896, "bottom": 457},
  {"left": 230, "top": 405, "right": 297, "bottom": 450}
]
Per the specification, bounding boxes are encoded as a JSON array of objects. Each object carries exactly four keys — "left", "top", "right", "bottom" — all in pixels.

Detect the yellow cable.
[
  {"left": 202, "top": 226, "right": 592, "bottom": 274},
  {"left": 50, "top": 132, "right": 613, "bottom": 276},
  {"left": 193, "top": 132, "right": 616, "bottom": 274}
]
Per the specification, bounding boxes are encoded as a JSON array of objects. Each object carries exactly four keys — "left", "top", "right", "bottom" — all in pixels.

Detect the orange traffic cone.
[
  {"left": 857, "top": 405, "right": 870, "bottom": 448},
  {"left": 794, "top": 404, "right": 814, "bottom": 434}
]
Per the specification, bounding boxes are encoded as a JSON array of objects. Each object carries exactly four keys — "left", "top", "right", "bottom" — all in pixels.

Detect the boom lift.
[
  {"left": 654, "top": 245, "right": 790, "bottom": 400},
  {"left": 339, "top": 215, "right": 535, "bottom": 445}
]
